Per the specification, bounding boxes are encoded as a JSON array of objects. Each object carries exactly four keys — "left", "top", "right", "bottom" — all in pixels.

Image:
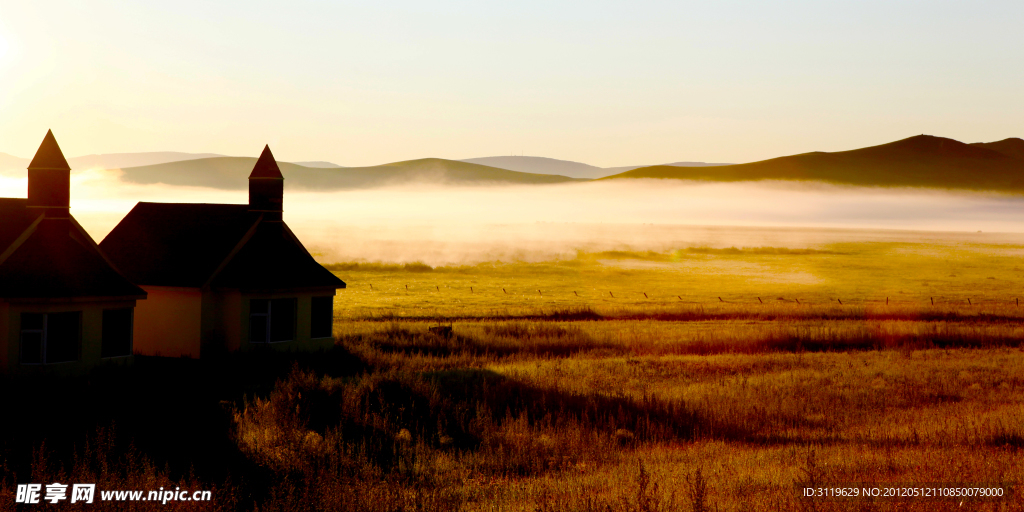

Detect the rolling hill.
[
  {"left": 118, "top": 157, "right": 582, "bottom": 190},
  {"left": 461, "top": 156, "right": 730, "bottom": 179},
  {"left": 604, "top": 135, "right": 1024, "bottom": 192},
  {"left": 0, "top": 151, "right": 224, "bottom": 174}
]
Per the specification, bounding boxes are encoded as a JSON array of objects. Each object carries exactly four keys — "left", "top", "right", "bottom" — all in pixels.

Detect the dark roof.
[
  {"left": 0, "top": 201, "right": 145, "bottom": 300},
  {"left": 249, "top": 145, "right": 283, "bottom": 179},
  {"left": 100, "top": 203, "right": 345, "bottom": 291},
  {"left": 0, "top": 198, "right": 40, "bottom": 251},
  {"left": 28, "top": 130, "right": 71, "bottom": 170},
  {"left": 210, "top": 222, "right": 345, "bottom": 292},
  {"left": 99, "top": 203, "right": 257, "bottom": 287}
]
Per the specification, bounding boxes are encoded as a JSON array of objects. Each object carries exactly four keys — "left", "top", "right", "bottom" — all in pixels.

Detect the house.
[
  {"left": 99, "top": 145, "right": 345, "bottom": 358},
  {"left": 0, "top": 131, "right": 146, "bottom": 374}
]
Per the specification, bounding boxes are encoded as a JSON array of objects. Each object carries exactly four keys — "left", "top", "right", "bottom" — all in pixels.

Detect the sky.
[{"left": 1, "top": 0, "right": 1022, "bottom": 167}]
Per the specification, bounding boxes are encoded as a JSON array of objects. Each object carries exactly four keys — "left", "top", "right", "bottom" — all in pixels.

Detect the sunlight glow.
[{"left": 61, "top": 171, "right": 1024, "bottom": 265}]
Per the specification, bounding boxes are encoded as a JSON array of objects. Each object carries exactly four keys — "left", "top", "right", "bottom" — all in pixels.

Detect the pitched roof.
[
  {"left": 249, "top": 145, "right": 283, "bottom": 179},
  {"left": 0, "top": 198, "right": 41, "bottom": 252},
  {"left": 28, "top": 129, "right": 71, "bottom": 170},
  {"left": 209, "top": 222, "right": 346, "bottom": 292},
  {"left": 100, "top": 203, "right": 258, "bottom": 288},
  {"left": 100, "top": 203, "right": 345, "bottom": 291},
  {"left": 0, "top": 200, "right": 145, "bottom": 300}
]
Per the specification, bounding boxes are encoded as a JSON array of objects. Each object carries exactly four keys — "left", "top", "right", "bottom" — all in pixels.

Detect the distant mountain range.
[
  {"left": 4, "top": 135, "right": 1024, "bottom": 192},
  {"left": 0, "top": 151, "right": 223, "bottom": 174},
  {"left": 0, "top": 149, "right": 724, "bottom": 181},
  {"left": 605, "top": 135, "right": 1024, "bottom": 192},
  {"left": 459, "top": 156, "right": 731, "bottom": 179},
  {"left": 118, "top": 157, "right": 583, "bottom": 190}
]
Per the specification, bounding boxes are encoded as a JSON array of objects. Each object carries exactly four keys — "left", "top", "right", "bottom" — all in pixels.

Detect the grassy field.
[
  {"left": 328, "top": 242, "right": 1024, "bottom": 317},
  {"left": 3, "top": 239, "right": 1024, "bottom": 511}
]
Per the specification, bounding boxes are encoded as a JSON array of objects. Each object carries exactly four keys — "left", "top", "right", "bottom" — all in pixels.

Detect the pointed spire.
[
  {"left": 28, "top": 130, "right": 71, "bottom": 171},
  {"left": 248, "top": 145, "right": 284, "bottom": 221},
  {"left": 249, "top": 145, "right": 283, "bottom": 179}
]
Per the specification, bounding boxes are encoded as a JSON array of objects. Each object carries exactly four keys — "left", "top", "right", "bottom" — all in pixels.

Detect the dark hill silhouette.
[
  {"left": 461, "top": 156, "right": 614, "bottom": 179},
  {"left": 119, "top": 157, "right": 582, "bottom": 190},
  {"left": 604, "top": 135, "right": 1024, "bottom": 192},
  {"left": 292, "top": 161, "right": 343, "bottom": 168},
  {"left": 0, "top": 151, "right": 224, "bottom": 174},
  {"left": 971, "top": 138, "right": 1024, "bottom": 161},
  {"left": 0, "top": 152, "right": 26, "bottom": 173},
  {"left": 461, "top": 155, "right": 730, "bottom": 179}
]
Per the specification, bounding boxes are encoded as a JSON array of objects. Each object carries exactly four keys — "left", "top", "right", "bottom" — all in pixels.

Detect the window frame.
[
  {"left": 19, "top": 311, "right": 82, "bottom": 365},
  {"left": 249, "top": 298, "right": 296, "bottom": 344},
  {"left": 19, "top": 313, "right": 45, "bottom": 365}
]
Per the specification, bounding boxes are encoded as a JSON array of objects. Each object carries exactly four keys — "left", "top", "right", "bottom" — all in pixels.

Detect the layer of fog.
[{"left": 4, "top": 169, "right": 1024, "bottom": 266}]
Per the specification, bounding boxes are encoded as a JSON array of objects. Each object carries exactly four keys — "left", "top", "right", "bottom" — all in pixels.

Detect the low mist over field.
[{"left": 5, "top": 170, "right": 1024, "bottom": 265}]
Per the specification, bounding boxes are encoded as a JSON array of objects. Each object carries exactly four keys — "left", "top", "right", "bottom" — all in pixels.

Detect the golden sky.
[{"left": 1, "top": 1, "right": 1022, "bottom": 167}]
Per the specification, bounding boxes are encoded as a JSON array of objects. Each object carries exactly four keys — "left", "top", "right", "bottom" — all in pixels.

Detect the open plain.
[{"left": 5, "top": 235, "right": 1022, "bottom": 511}]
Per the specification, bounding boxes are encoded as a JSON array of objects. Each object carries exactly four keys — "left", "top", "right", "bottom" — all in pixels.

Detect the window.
[
  {"left": 19, "top": 313, "right": 43, "bottom": 365},
  {"left": 20, "top": 312, "right": 81, "bottom": 365},
  {"left": 249, "top": 298, "right": 296, "bottom": 343},
  {"left": 311, "top": 296, "right": 334, "bottom": 339},
  {"left": 101, "top": 308, "right": 133, "bottom": 358}
]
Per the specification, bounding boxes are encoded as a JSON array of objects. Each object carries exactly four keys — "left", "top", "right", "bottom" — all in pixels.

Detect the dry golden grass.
[{"left": 6, "top": 242, "right": 1024, "bottom": 510}]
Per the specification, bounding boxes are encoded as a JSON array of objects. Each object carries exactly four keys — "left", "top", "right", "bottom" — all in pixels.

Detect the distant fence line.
[{"left": 357, "top": 283, "right": 1021, "bottom": 307}]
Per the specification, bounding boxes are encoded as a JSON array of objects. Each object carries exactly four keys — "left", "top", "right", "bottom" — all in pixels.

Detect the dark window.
[
  {"left": 46, "top": 312, "right": 80, "bottom": 363},
  {"left": 21, "top": 312, "right": 80, "bottom": 365},
  {"left": 19, "top": 313, "right": 44, "bottom": 365},
  {"left": 249, "top": 298, "right": 295, "bottom": 343},
  {"left": 249, "top": 299, "right": 269, "bottom": 343},
  {"left": 310, "top": 296, "right": 333, "bottom": 339},
  {"left": 101, "top": 308, "right": 133, "bottom": 358},
  {"left": 270, "top": 299, "right": 295, "bottom": 342}
]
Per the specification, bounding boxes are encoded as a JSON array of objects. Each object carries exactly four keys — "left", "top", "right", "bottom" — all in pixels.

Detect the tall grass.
[{"left": 6, "top": 243, "right": 1024, "bottom": 510}]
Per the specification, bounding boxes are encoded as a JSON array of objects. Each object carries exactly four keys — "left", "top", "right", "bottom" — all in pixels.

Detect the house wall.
[
  {"left": 0, "top": 301, "right": 8, "bottom": 372},
  {"left": 237, "top": 290, "right": 337, "bottom": 354},
  {"left": 129, "top": 288, "right": 337, "bottom": 360},
  {"left": 133, "top": 286, "right": 202, "bottom": 358},
  {"left": 2, "top": 299, "right": 136, "bottom": 375},
  {"left": 200, "top": 290, "right": 242, "bottom": 356}
]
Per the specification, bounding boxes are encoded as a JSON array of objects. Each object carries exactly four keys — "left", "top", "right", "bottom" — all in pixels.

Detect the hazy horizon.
[{"left": 5, "top": 169, "right": 1024, "bottom": 266}]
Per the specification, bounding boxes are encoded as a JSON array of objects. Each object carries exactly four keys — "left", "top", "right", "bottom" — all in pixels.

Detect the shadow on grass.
[
  {"left": 362, "top": 322, "right": 624, "bottom": 358},
  {"left": 0, "top": 346, "right": 368, "bottom": 499}
]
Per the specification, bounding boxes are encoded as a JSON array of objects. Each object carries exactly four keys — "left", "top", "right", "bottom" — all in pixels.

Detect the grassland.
[
  {"left": 328, "top": 241, "right": 1024, "bottom": 316},
  {"left": 3, "top": 240, "right": 1024, "bottom": 511}
]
